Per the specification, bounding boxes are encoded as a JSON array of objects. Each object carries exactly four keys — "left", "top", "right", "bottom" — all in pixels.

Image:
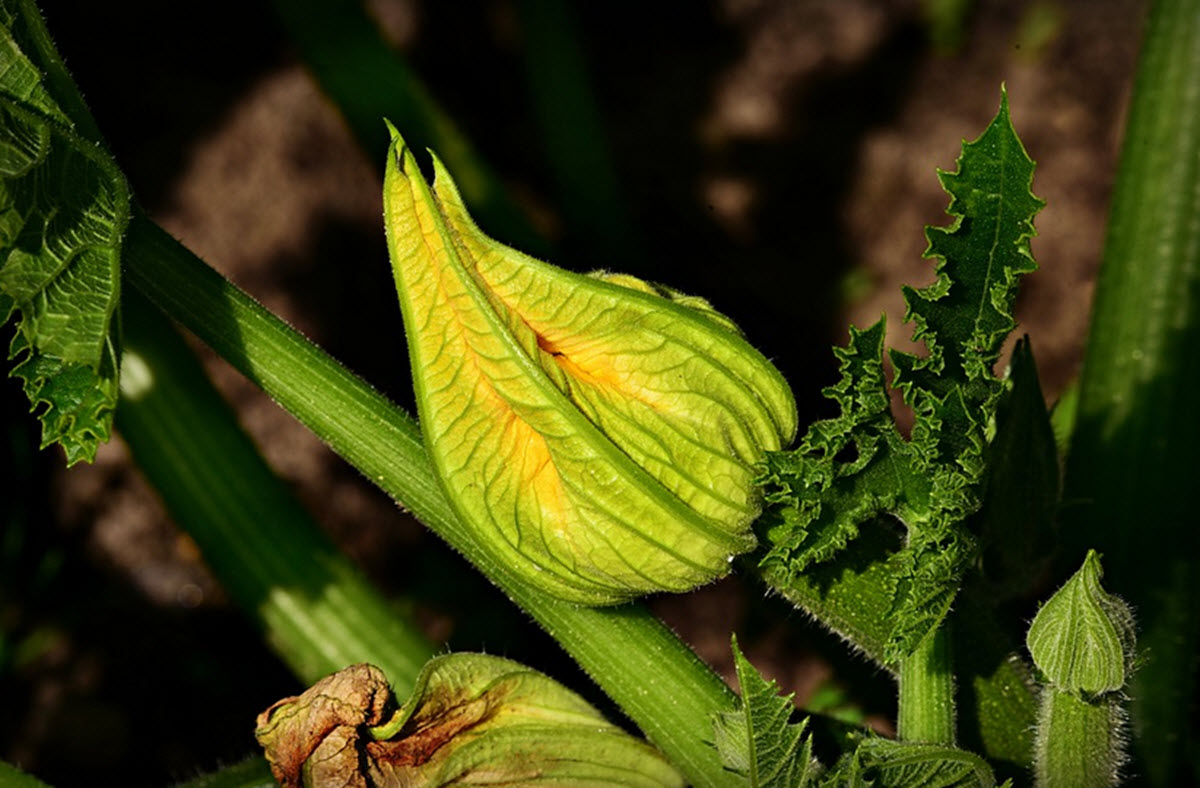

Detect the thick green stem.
[
  {"left": 15, "top": 2, "right": 735, "bottom": 783},
  {"left": 1060, "top": 0, "right": 1200, "bottom": 782},
  {"left": 897, "top": 625, "right": 955, "bottom": 745},
  {"left": 117, "top": 288, "right": 435, "bottom": 689},
  {"left": 1034, "top": 692, "right": 1124, "bottom": 788},
  {"left": 123, "top": 217, "right": 741, "bottom": 788}
]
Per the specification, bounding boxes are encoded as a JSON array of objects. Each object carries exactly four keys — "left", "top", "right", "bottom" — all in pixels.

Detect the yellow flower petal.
[{"left": 384, "top": 123, "right": 796, "bottom": 604}]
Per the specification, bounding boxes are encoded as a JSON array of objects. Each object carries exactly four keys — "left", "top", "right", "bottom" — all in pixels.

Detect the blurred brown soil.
[{"left": 2, "top": 0, "right": 1143, "bottom": 782}]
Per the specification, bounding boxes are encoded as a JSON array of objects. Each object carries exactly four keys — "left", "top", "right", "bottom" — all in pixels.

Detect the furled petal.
[{"left": 383, "top": 123, "right": 796, "bottom": 604}]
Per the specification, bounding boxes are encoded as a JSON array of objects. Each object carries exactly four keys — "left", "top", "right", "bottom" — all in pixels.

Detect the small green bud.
[
  {"left": 382, "top": 123, "right": 796, "bottom": 604},
  {"left": 1026, "top": 550, "right": 1134, "bottom": 787},
  {"left": 1026, "top": 550, "right": 1135, "bottom": 696},
  {"left": 255, "top": 657, "right": 683, "bottom": 788}
]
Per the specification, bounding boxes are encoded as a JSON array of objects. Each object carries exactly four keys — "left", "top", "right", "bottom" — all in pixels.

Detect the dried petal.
[{"left": 255, "top": 657, "right": 683, "bottom": 788}]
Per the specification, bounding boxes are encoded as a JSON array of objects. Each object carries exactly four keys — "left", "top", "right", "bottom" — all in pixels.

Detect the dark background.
[{"left": 2, "top": 1, "right": 1142, "bottom": 783}]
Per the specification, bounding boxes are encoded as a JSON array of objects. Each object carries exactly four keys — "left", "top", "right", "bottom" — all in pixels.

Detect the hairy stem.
[
  {"left": 117, "top": 288, "right": 435, "bottom": 689},
  {"left": 123, "top": 216, "right": 741, "bottom": 788},
  {"left": 897, "top": 625, "right": 955, "bottom": 745},
  {"left": 14, "top": 2, "right": 739, "bottom": 783}
]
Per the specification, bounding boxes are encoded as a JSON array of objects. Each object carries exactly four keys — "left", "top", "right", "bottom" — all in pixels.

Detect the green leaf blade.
[
  {"left": 757, "top": 90, "right": 1045, "bottom": 674},
  {"left": 1027, "top": 550, "right": 1134, "bottom": 697},
  {"left": 0, "top": 2, "right": 70, "bottom": 127},
  {"left": 712, "top": 637, "right": 819, "bottom": 788},
  {"left": 832, "top": 737, "right": 997, "bottom": 788},
  {"left": 898, "top": 89, "right": 1043, "bottom": 403},
  {"left": 760, "top": 321, "right": 921, "bottom": 578},
  {"left": 0, "top": 7, "right": 126, "bottom": 464}
]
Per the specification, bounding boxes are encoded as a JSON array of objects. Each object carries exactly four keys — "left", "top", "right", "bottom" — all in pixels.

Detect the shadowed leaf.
[{"left": 0, "top": 0, "right": 126, "bottom": 464}]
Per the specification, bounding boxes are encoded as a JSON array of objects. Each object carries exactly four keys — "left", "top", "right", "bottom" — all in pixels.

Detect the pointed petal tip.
[
  {"left": 427, "top": 148, "right": 456, "bottom": 190},
  {"left": 383, "top": 118, "right": 402, "bottom": 143},
  {"left": 383, "top": 121, "right": 416, "bottom": 180}
]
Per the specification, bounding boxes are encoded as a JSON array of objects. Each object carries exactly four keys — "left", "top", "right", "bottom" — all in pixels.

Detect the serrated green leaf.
[
  {"left": 884, "top": 530, "right": 969, "bottom": 664},
  {"left": 892, "top": 89, "right": 1043, "bottom": 407},
  {"left": 757, "top": 90, "right": 1043, "bottom": 663},
  {"left": 760, "top": 322, "right": 923, "bottom": 569},
  {"left": 0, "top": 3, "right": 69, "bottom": 127},
  {"left": 0, "top": 2, "right": 126, "bottom": 464},
  {"left": 712, "top": 636, "right": 821, "bottom": 787},
  {"left": 826, "top": 737, "right": 996, "bottom": 788}
]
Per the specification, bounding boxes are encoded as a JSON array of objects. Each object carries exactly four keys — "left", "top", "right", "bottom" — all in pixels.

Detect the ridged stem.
[
  {"left": 123, "top": 217, "right": 741, "bottom": 788},
  {"left": 1034, "top": 692, "right": 1124, "bottom": 788},
  {"left": 117, "top": 288, "right": 436, "bottom": 689},
  {"left": 1060, "top": 1, "right": 1200, "bottom": 781},
  {"left": 897, "top": 624, "right": 956, "bottom": 745}
]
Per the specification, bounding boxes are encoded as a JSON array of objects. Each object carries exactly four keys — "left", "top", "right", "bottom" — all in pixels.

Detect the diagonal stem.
[{"left": 123, "top": 215, "right": 742, "bottom": 788}]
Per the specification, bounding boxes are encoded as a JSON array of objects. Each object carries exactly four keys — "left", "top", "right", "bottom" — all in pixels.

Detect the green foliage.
[
  {"left": 758, "top": 92, "right": 1044, "bottom": 664},
  {"left": 826, "top": 737, "right": 999, "bottom": 788},
  {"left": 0, "top": 0, "right": 125, "bottom": 464},
  {"left": 713, "top": 637, "right": 820, "bottom": 787},
  {"left": 3, "top": 0, "right": 1194, "bottom": 783},
  {"left": 1027, "top": 551, "right": 1135, "bottom": 698},
  {"left": 117, "top": 290, "right": 436, "bottom": 690},
  {"left": 714, "top": 638, "right": 1002, "bottom": 787},
  {"left": 972, "top": 338, "right": 1058, "bottom": 597},
  {"left": 1027, "top": 552, "right": 1134, "bottom": 787},
  {"left": 1057, "top": 0, "right": 1200, "bottom": 780}
]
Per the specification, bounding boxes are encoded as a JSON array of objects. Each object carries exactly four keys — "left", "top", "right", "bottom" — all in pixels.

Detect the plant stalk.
[
  {"left": 123, "top": 216, "right": 742, "bottom": 788},
  {"left": 13, "top": 2, "right": 739, "bottom": 783},
  {"left": 116, "top": 288, "right": 436, "bottom": 689},
  {"left": 897, "top": 624, "right": 955, "bottom": 745},
  {"left": 1034, "top": 692, "right": 1124, "bottom": 788},
  {"left": 1060, "top": 0, "right": 1200, "bottom": 782}
]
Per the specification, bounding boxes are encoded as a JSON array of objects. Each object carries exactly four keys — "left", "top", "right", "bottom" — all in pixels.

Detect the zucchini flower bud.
[
  {"left": 254, "top": 657, "right": 683, "bottom": 788},
  {"left": 383, "top": 123, "right": 796, "bottom": 604},
  {"left": 1026, "top": 550, "right": 1135, "bottom": 787}
]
